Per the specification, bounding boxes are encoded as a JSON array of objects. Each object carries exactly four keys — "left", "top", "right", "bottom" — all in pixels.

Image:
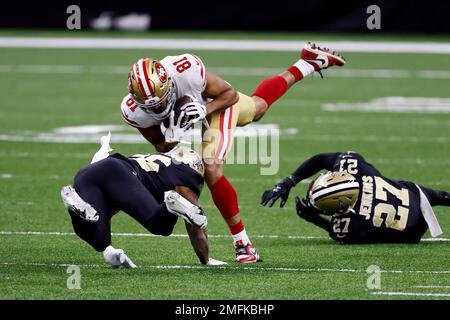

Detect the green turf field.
[{"left": 0, "top": 31, "right": 449, "bottom": 300}]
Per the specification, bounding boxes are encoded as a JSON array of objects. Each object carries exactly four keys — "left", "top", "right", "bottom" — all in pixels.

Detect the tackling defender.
[
  {"left": 120, "top": 42, "right": 346, "bottom": 262},
  {"left": 261, "top": 152, "right": 449, "bottom": 243},
  {"left": 60, "top": 144, "right": 224, "bottom": 267}
]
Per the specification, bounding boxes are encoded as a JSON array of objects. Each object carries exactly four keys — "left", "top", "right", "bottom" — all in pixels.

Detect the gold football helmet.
[
  {"left": 165, "top": 145, "right": 204, "bottom": 177},
  {"left": 308, "top": 171, "right": 360, "bottom": 215},
  {"left": 128, "top": 57, "right": 175, "bottom": 120}
]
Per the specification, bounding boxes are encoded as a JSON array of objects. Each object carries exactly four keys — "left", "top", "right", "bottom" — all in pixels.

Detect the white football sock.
[
  {"left": 232, "top": 229, "right": 250, "bottom": 245},
  {"left": 293, "top": 59, "right": 315, "bottom": 78}
]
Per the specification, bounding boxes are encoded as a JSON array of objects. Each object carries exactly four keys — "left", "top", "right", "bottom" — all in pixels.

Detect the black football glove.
[
  {"left": 260, "top": 176, "right": 296, "bottom": 208},
  {"left": 295, "top": 196, "right": 320, "bottom": 222}
]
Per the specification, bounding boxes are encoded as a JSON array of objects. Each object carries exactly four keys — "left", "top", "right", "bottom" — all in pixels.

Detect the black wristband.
[{"left": 284, "top": 175, "right": 297, "bottom": 187}]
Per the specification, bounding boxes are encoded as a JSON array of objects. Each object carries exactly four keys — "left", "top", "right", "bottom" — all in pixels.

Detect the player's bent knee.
[
  {"left": 158, "top": 229, "right": 173, "bottom": 237},
  {"left": 150, "top": 226, "right": 174, "bottom": 237},
  {"left": 81, "top": 233, "right": 110, "bottom": 252},
  {"left": 253, "top": 110, "right": 266, "bottom": 122},
  {"left": 251, "top": 96, "right": 269, "bottom": 122},
  {"left": 73, "top": 168, "right": 88, "bottom": 190},
  {"left": 145, "top": 222, "right": 175, "bottom": 237},
  {"left": 203, "top": 162, "right": 224, "bottom": 186},
  {"left": 70, "top": 218, "right": 110, "bottom": 252}
]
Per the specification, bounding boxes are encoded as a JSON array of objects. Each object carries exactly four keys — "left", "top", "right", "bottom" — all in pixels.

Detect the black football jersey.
[
  {"left": 328, "top": 152, "right": 428, "bottom": 243},
  {"left": 110, "top": 153, "right": 204, "bottom": 203}
]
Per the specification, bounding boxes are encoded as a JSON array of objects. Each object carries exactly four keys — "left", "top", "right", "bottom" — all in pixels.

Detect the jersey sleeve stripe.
[{"left": 141, "top": 59, "right": 155, "bottom": 96}]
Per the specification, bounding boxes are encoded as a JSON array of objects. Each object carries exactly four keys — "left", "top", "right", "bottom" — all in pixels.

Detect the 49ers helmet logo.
[{"left": 155, "top": 63, "right": 167, "bottom": 82}]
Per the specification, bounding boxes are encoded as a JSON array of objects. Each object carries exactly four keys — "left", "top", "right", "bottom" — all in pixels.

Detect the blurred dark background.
[{"left": 0, "top": 0, "right": 449, "bottom": 34}]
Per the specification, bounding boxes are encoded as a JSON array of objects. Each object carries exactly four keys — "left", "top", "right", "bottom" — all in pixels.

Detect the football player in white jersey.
[{"left": 120, "top": 43, "right": 346, "bottom": 263}]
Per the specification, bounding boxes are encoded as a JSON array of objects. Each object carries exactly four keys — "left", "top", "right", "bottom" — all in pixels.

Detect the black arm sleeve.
[
  {"left": 416, "top": 184, "right": 450, "bottom": 207},
  {"left": 297, "top": 203, "right": 333, "bottom": 234},
  {"left": 290, "top": 152, "right": 341, "bottom": 184}
]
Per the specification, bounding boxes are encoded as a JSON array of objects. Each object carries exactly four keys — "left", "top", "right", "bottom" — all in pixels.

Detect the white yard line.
[
  {"left": 1, "top": 149, "right": 449, "bottom": 168},
  {"left": 0, "top": 230, "right": 448, "bottom": 242},
  {"left": 1, "top": 64, "right": 450, "bottom": 79},
  {"left": 371, "top": 291, "right": 450, "bottom": 297},
  {"left": 1, "top": 132, "right": 449, "bottom": 144},
  {"left": 0, "top": 123, "right": 290, "bottom": 144},
  {"left": 415, "top": 286, "right": 450, "bottom": 288},
  {"left": 323, "top": 97, "right": 450, "bottom": 113},
  {"left": 1, "top": 231, "right": 448, "bottom": 275},
  {"left": 421, "top": 238, "right": 450, "bottom": 242},
  {"left": 1, "top": 37, "right": 450, "bottom": 54},
  {"left": 0, "top": 230, "right": 313, "bottom": 240},
  {"left": 0, "top": 261, "right": 449, "bottom": 275},
  {"left": 295, "top": 134, "right": 450, "bottom": 144},
  {"left": 0, "top": 151, "right": 91, "bottom": 159}
]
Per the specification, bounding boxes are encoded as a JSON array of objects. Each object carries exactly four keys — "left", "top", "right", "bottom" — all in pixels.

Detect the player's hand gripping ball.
[{"left": 163, "top": 95, "right": 206, "bottom": 130}]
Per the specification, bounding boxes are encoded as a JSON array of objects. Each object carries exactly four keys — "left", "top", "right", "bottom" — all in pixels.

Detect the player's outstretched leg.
[
  {"left": 202, "top": 42, "right": 345, "bottom": 262},
  {"left": 251, "top": 42, "right": 346, "bottom": 121},
  {"left": 204, "top": 162, "right": 262, "bottom": 263},
  {"left": 64, "top": 159, "right": 142, "bottom": 268},
  {"left": 418, "top": 185, "right": 450, "bottom": 207}
]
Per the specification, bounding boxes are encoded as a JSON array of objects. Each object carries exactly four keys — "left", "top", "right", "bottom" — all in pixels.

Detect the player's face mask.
[
  {"left": 128, "top": 58, "right": 176, "bottom": 120},
  {"left": 307, "top": 171, "right": 360, "bottom": 215}
]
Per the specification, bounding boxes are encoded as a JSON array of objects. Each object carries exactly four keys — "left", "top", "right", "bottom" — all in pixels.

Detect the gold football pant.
[{"left": 202, "top": 92, "right": 256, "bottom": 160}]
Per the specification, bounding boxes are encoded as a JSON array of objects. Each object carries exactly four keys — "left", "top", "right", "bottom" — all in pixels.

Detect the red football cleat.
[
  {"left": 234, "top": 240, "right": 262, "bottom": 263},
  {"left": 301, "top": 42, "right": 346, "bottom": 76}
]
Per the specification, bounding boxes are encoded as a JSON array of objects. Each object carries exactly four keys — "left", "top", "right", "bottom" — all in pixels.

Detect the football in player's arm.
[
  {"left": 261, "top": 152, "right": 449, "bottom": 244},
  {"left": 61, "top": 142, "right": 226, "bottom": 268}
]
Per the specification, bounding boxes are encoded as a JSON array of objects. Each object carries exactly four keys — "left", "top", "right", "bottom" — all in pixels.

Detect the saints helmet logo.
[{"left": 308, "top": 171, "right": 360, "bottom": 215}]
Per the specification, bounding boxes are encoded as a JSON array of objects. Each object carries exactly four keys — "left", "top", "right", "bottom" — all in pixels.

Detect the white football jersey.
[{"left": 120, "top": 53, "right": 207, "bottom": 128}]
